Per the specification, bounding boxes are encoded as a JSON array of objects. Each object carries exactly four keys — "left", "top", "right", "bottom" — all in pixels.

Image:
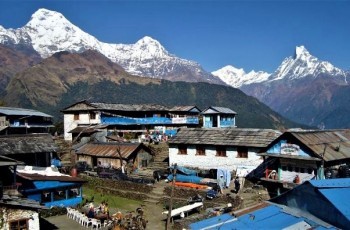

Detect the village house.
[
  {"left": 0, "top": 134, "right": 59, "bottom": 167},
  {"left": 254, "top": 129, "right": 350, "bottom": 194},
  {"left": 0, "top": 106, "right": 54, "bottom": 135},
  {"left": 15, "top": 165, "right": 86, "bottom": 208},
  {"left": 61, "top": 100, "right": 201, "bottom": 142},
  {"left": 0, "top": 155, "right": 46, "bottom": 230},
  {"left": 168, "top": 128, "right": 281, "bottom": 176},
  {"left": 75, "top": 142, "right": 154, "bottom": 171},
  {"left": 201, "top": 106, "right": 237, "bottom": 128},
  {"left": 190, "top": 178, "right": 349, "bottom": 229}
]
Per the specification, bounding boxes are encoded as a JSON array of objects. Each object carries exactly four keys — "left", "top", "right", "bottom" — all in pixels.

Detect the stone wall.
[{"left": 1, "top": 207, "right": 39, "bottom": 230}]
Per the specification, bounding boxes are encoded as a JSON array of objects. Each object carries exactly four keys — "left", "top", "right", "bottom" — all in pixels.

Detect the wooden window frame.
[
  {"left": 9, "top": 218, "right": 29, "bottom": 230},
  {"left": 178, "top": 145, "right": 187, "bottom": 155},
  {"left": 89, "top": 112, "right": 96, "bottom": 120},
  {"left": 73, "top": 113, "right": 79, "bottom": 120},
  {"left": 196, "top": 145, "right": 206, "bottom": 156},
  {"left": 216, "top": 146, "right": 226, "bottom": 157},
  {"left": 237, "top": 147, "right": 248, "bottom": 158}
]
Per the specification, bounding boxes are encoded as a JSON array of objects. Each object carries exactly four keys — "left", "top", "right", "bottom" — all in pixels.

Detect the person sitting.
[
  {"left": 87, "top": 203, "right": 95, "bottom": 218},
  {"left": 97, "top": 201, "right": 105, "bottom": 214}
]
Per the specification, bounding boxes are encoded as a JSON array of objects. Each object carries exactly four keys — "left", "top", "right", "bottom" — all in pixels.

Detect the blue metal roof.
[
  {"left": 189, "top": 205, "right": 336, "bottom": 230},
  {"left": 0, "top": 106, "right": 52, "bottom": 117},
  {"left": 309, "top": 178, "right": 350, "bottom": 188},
  {"left": 318, "top": 187, "right": 350, "bottom": 221}
]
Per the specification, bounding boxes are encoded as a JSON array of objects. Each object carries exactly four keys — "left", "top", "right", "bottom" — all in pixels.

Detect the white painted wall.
[
  {"left": 63, "top": 112, "right": 100, "bottom": 141},
  {"left": 169, "top": 145, "right": 263, "bottom": 172}
]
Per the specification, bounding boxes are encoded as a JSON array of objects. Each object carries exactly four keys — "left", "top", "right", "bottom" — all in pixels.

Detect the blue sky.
[{"left": 0, "top": 0, "right": 349, "bottom": 73}]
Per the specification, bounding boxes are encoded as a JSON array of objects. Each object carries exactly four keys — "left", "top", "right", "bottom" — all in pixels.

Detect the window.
[
  {"left": 196, "top": 146, "right": 205, "bottom": 156},
  {"left": 216, "top": 146, "right": 226, "bottom": 157},
  {"left": 74, "top": 113, "right": 79, "bottom": 120},
  {"left": 178, "top": 145, "right": 187, "bottom": 155},
  {"left": 90, "top": 112, "right": 96, "bottom": 120},
  {"left": 237, "top": 147, "right": 248, "bottom": 158},
  {"left": 9, "top": 219, "right": 28, "bottom": 230}
]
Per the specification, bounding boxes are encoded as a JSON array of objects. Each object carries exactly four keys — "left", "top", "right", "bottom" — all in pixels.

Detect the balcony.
[{"left": 101, "top": 116, "right": 199, "bottom": 125}]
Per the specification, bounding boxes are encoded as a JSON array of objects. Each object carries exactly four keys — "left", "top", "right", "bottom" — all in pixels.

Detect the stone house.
[
  {"left": 0, "top": 134, "right": 59, "bottom": 167},
  {"left": 255, "top": 129, "right": 350, "bottom": 193},
  {"left": 0, "top": 106, "right": 54, "bottom": 135},
  {"left": 75, "top": 142, "right": 154, "bottom": 170},
  {"left": 168, "top": 128, "right": 281, "bottom": 176},
  {"left": 61, "top": 101, "right": 201, "bottom": 142}
]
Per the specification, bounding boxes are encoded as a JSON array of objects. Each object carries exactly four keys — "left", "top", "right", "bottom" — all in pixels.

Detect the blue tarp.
[
  {"left": 167, "top": 174, "right": 203, "bottom": 184},
  {"left": 169, "top": 165, "right": 198, "bottom": 176}
]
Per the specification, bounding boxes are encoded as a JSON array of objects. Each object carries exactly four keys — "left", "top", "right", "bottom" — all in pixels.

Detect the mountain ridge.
[
  {"left": 0, "top": 8, "right": 224, "bottom": 85},
  {"left": 212, "top": 46, "right": 350, "bottom": 129}
]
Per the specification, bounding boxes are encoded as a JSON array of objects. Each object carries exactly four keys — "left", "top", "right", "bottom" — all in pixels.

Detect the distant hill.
[{"left": 2, "top": 49, "right": 300, "bottom": 129}]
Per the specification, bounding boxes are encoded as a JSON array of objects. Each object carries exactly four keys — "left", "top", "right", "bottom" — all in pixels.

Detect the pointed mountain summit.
[
  {"left": 212, "top": 65, "right": 270, "bottom": 88},
  {"left": 238, "top": 46, "right": 350, "bottom": 129},
  {"left": 270, "top": 45, "right": 347, "bottom": 82},
  {"left": 0, "top": 8, "right": 224, "bottom": 84}
]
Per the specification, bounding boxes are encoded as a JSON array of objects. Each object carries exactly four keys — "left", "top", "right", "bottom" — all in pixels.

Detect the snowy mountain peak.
[
  {"left": 294, "top": 45, "right": 311, "bottom": 60},
  {"left": 134, "top": 36, "right": 168, "bottom": 57},
  {"left": 271, "top": 46, "right": 347, "bottom": 81},
  {"left": 212, "top": 65, "right": 270, "bottom": 88}
]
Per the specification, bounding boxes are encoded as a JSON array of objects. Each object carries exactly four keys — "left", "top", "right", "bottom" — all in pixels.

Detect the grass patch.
[{"left": 82, "top": 186, "right": 142, "bottom": 212}]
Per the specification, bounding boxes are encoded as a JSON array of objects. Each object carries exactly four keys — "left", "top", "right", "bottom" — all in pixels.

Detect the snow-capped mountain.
[
  {"left": 212, "top": 46, "right": 348, "bottom": 88},
  {"left": 212, "top": 65, "right": 270, "bottom": 88},
  {"left": 236, "top": 46, "right": 350, "bottom": 129},
  {"left": 0, "top": 8, "right": 223, "bottom": 84},
  {"left": 269, "top": 46, "right": 347, "bottom": 83}
]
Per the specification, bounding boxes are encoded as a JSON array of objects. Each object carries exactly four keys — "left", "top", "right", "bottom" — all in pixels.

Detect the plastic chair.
[{"left": 90, "top": 218, "right": 101, "bottom": 229}]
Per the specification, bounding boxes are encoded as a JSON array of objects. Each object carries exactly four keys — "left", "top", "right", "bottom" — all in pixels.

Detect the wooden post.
[{"left": 166, "top": 163, "right": 177, "bottom": 230}]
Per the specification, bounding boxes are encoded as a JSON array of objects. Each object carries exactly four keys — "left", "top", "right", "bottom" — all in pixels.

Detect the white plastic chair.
[{"left": 90, "top": 218, "right": 101, "bottom": 229}]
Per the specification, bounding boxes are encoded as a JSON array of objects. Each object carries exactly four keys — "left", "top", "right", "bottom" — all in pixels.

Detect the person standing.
[
  {"left": 217, "top": 175, "right": 225, "bottom": 195},
  {"left": 234, "top": 176, "right": 241, "bottom": 193}
]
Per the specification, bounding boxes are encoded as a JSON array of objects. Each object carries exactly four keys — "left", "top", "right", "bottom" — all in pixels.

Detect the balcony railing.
[{"left": 101, "top": 116, "right": 199, "bottom": 125}]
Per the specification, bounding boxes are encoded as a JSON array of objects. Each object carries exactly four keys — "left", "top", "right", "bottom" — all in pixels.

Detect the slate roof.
[
  {"left": 62, "top": 101, "right": 170, "bottom": 112},
  {"left": 201, "top": 106, "right": 237, "bottom": 114},
  {"left": 76, "top": 142, "right": 153, "bottom": 158},
  {"left": 0, "top": 134, "right": 58, "bottom": 155},
  {"left": 0, "top": 155, "right": 24, "bottom": 166},
  {"left": 0, "top": 106, "right": 52, "bottom": 117},
  {"left": 0, "top": 194, "right": 47, "bottom": 210},
  {"left": 274, "top": 129, "right": 350, "bottom": 162},
  {"left": 169, "top": 105, "right": 201, "bottom": 113},
  {"left": 168, "top": 128, "right": 281, "bottom": 147}
]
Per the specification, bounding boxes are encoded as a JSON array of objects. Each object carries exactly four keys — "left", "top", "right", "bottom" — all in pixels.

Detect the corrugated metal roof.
[
  {"left": 190, "top": 204, "right": 335, "bottom": 230},
  {"left": 318, "top": 187, "right": 350, "bottom": 221},
  {"left": 169, "top": 128, "right": 281, "bottom": 147},
  {"left": 76, "top": 142, "right": 151, "bottom": 158},
  {"left": 0, "top": 134, "right": 58, "bottom": 155},
  {"left": 0, "top": 106, "right": 52, "bottom": 117},
  {"left": 201, "top": 106, "right": 237, "bottom": 114},
  {"left": 290, "top": 130, "right": 350, "bottom": 161},
  {"left": 17, "top": 172, "right": 86, "bottom": 183},
  {"left": 309, "top": 178, "right": 350, "bottom": 188}
]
